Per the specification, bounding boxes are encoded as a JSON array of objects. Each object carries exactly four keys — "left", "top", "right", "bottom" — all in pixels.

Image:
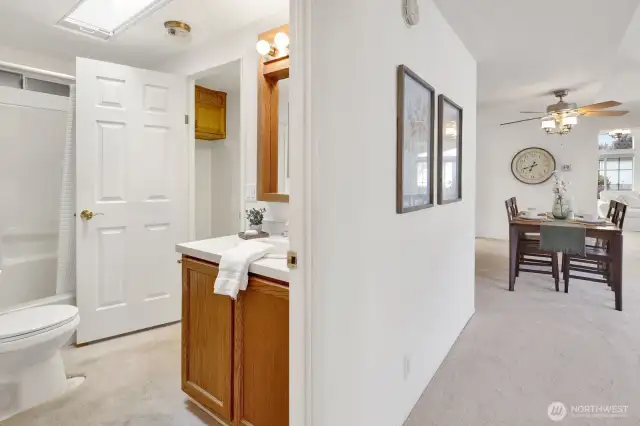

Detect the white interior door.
[{"left": 76, "top": 58, "right": 187, "bottom": 344}]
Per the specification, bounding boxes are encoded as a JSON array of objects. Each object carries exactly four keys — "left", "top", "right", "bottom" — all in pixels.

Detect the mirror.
[
  {"left": 277, "top": 79, "right": 290, "bottom": 194},
  {"left": 257, "top": 25, "right": 290, "bottom": 203}
]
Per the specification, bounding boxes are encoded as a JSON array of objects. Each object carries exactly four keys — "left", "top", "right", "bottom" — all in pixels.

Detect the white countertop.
[{"left": 176, "top": 235, "right": 290, "bottom": 282}]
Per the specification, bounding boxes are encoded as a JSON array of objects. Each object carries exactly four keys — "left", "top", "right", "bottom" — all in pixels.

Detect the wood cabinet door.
[
  {"left": 182, "top": 258, "right": 234, "bottom": 424},
  {"left": 195, "top": 86, "right": 226, "bottom": 139},
  {"left": 234, "top": 276, "right": 289, "bottom": 426}
]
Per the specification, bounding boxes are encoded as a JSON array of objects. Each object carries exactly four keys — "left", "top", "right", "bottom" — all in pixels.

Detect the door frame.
[
  {"left": 187, "top": 57, "right": 246, "bottom": 240},
  {"left": 182, "top": 2, "right": 314, "bottom": 421},
  {"left": 288, "top": 0, "right": 313, "bottom": 424}
]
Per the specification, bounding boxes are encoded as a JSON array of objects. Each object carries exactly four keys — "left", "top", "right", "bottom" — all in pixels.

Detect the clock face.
[{"left": 511, "top": 148, "right": 556, "bottom": 185}]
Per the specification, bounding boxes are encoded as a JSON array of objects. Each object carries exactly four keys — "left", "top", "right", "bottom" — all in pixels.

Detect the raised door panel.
[
  {"left": 235, "top": 277, "right": 289, "bottom": 426},
  {"left": 182, "top": 259, "right": 234, "bottom": 424}
]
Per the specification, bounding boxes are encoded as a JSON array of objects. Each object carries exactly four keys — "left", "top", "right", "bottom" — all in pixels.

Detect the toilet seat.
[{"left": 0, "top": 305, "right": 79, "bottom": 344}]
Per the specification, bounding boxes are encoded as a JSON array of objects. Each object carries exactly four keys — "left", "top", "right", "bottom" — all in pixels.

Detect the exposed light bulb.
[
  {"left": 256, "top": 39, "right": 272, "bottom": 56},
  {"left": 274, "top": 32, "right": 290, "bottom": 51}
]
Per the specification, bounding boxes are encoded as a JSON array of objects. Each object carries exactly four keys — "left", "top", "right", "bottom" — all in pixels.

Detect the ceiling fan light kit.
[{"left": 500, "top": 89, "right": 629, "bottom": 136}]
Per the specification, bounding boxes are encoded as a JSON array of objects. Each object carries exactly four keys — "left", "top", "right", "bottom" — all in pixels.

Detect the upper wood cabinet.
[{"left": 195, "top": 85, "right": 227, "bottom": 140}]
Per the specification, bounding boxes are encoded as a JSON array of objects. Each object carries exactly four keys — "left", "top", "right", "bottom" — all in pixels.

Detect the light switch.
[{"left": 245, "top": 184, "right": 257, "bottom": 201}]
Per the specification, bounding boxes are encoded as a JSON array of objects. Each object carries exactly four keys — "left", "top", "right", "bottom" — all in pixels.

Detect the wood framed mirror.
[{"left": 258, "top": 25, "right": 290, "bottom": 203}]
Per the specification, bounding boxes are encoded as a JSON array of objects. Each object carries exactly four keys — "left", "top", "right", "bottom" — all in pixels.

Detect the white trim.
[
  {"left": 289, "top": 0, "right": 313, "bottom": 423},
  {"left": 0, "top": 60, "right": 75, "bottom": 84},
  {"left": 0, "top": 86, "right": 71, "bottom": 112},
  {"left": 188, "top": 79, "right": 196, "bottom": 240}
]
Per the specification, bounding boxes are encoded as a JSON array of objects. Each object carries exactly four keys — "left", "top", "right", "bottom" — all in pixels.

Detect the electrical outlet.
[
  {"left": 245, "top": 184, "right": 257, "bottom": 201},
  {"left": 403, "top": 355, "right": 411, "bottom": 381}
]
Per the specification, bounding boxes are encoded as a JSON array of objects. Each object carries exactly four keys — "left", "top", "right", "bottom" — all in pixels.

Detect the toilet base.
[{"left": 0, "top": 350, "right": 81, "bottom": 422}]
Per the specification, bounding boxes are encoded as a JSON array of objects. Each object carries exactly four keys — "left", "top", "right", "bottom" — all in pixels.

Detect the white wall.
[
  {"left": 156, "top": 13, "right": 291, "bottom": 232},
  {"left": 0, "top": 44, "right": 75, "bottom": 76},
  {"left": 194, "top": 81, "right": 242, "bottom": 239},
  {"left": 476, "top": 107, "right": 634, "bottom": 240},
  {"left": 0, "top": 88, "right": 69, "bottom": 309},
  {"left": 308, "top": 1, "right": 477, "bottom": 425}
]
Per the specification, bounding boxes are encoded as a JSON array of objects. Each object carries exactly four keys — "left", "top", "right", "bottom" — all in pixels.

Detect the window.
[
  {"left": 599, "top": 132, "right": 634, "bottom": 151},
  {"left": 58, "top": 0, "right": 172, "bottom": 40},
  {"left": 599, "top": 156, "right": 634, "bottom": 192}
]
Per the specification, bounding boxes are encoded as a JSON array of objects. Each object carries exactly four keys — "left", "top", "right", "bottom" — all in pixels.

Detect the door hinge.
[
  {"left": 184, "top": 114, "right": 189, "bottom": 124},
  {"left": 287, "top": 250, "right": 298, "bottom": 269}
]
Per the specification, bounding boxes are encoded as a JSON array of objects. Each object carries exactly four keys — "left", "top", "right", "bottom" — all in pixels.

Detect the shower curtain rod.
[{"left": 0, "top": 60, "right": 76, "bottom": 83}]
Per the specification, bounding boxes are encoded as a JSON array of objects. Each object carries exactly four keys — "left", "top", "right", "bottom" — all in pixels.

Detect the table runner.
[{"left": 540, "top": 221, "right": 586, "bottom": 256}]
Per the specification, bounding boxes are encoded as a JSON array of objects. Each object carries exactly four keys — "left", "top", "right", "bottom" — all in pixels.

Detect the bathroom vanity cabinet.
[{"left": 181, "top": 256, "right": 289, "bottom": 426}]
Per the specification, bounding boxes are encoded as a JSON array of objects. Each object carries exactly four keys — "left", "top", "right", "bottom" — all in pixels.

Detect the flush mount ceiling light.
[
  {"left": 58, "top": 0, "right": 174, "bottom": 40},
  {"left": 164, "top": 20, "right": 192, "bottom": 45}
]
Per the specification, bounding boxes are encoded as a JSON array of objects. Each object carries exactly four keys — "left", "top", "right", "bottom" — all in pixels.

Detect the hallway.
[{"left": 405, "top": 235, "right": 640, "bottom": 425}]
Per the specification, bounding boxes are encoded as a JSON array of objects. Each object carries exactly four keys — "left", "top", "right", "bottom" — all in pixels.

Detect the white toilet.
[{"left": 0, "top": 305, "right": 80, "bottom": 421}]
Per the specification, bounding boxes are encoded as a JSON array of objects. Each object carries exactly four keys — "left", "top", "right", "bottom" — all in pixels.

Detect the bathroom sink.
[{"left": 258, "top": 236, "right": 289, "bottom": 259}]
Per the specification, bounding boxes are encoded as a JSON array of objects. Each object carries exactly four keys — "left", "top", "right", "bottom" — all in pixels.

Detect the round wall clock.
[{"left": 511, "top": 147, "right": 556, "bottom": 185}]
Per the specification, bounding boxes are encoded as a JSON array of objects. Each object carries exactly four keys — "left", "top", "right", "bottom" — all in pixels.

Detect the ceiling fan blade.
[
  {"left": 582, "top": 110, "right": 629, "bottom": 117},
  {"left": 500, "top": 117, "right": 544, "bottom": 126},
  {"left": 519, "top": 111, "right": 546, "bottom": 114},
  {"left": 577, "top": 101, "right": 621, "bottom": 113}
]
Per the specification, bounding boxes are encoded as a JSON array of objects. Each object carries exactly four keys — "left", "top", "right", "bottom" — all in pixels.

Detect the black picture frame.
[
  {"left": 396, "top": 65, "right": 436, "bottom": 214},
  {"left": 437, "top": 94, "right": 463, "bottom": 204}
]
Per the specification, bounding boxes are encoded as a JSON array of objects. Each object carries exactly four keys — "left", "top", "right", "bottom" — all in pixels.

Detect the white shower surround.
[
  {"left": 0, "top": 86, "right": 71, "bottom": 311},
  {"left": 55, "top": 85, "right": 76, "bottom": 295}
]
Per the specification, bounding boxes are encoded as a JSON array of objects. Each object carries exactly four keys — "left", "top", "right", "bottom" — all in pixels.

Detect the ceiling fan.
[{"left": 500, "top": 90, "right": 629, "bottom": 135}]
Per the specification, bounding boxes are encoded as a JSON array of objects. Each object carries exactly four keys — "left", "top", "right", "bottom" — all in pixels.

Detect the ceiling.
[
  {"left": 196, "top": 59, "right": 241, "bottom": 93},
  {"left": 434, "top": 0, "right": 640, "bottom": 123},
  {"left": 0, "top": 0, "right": 288, "bottom": 68}
]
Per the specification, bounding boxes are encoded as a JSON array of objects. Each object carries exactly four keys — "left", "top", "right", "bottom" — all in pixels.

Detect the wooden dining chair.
[
  {"left": 505, "top": 197, "right": 560, "bottom": 290},
  {"left": 562, "top": 202, "right": 627, "bottom": 301},
  {"left": 587, "top": 200, "right": 618, "bottom": 248}
]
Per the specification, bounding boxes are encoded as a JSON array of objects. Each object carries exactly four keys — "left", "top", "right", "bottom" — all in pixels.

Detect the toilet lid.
[{"left": 0, "top": 305, "right": 79, "bottom": 342}]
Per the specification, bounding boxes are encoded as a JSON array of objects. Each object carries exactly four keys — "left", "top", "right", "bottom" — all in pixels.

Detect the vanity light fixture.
[
  {"left": 274, "top": 32, "right": 290, "bottom": 51},
  {"left": 256, "top": 32, "right": 289, "bottom": 58},
  {"left": 256, "top": 39, "right": 275, "bottom": 56}
]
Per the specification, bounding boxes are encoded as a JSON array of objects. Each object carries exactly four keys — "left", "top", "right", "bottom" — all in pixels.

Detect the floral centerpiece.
[{"left": 551, "top": 171, "right": 572, "bottom": 219}]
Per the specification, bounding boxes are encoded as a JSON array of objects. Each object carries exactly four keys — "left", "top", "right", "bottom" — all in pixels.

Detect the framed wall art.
[
  {"left": 396, "top": 65, "right": 435, "bottom": 214},
  {"left": 437, "top": 94, "right": 463, "bottom": 204}
]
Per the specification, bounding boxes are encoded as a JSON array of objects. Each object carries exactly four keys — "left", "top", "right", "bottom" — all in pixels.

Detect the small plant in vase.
[
  {"left": 246, "top": 208, "right": 267, "bottom": 232},
  {"left": 551, "top": 171, "right": 572, "bottom": 219}
]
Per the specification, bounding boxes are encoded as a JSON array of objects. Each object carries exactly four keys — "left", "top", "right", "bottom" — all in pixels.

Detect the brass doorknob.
[{"left": 80, "top": 209, "right": 104, "bottom": 221}]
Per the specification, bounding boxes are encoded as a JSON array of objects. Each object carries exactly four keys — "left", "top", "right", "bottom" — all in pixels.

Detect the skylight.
[{"left": 59, "top": 0, "right": 173, "bottom": 40}]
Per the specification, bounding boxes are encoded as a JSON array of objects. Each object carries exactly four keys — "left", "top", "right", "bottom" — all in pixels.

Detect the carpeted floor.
[
  {"left": 4, "top": 235, "right": 640, "bottom": 425},
  {"left": 405, "top": 234, "right": 640, "bottom": 426}
]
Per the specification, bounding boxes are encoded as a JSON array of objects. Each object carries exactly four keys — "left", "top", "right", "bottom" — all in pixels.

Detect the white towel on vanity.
[{"left": 214, "top": 241, "right": 273, "bottom": 299}]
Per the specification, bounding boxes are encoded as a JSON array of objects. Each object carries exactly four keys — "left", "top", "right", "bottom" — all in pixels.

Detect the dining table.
[{"left": 509, "top": 214, "right": 623, "bottom": 310}]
